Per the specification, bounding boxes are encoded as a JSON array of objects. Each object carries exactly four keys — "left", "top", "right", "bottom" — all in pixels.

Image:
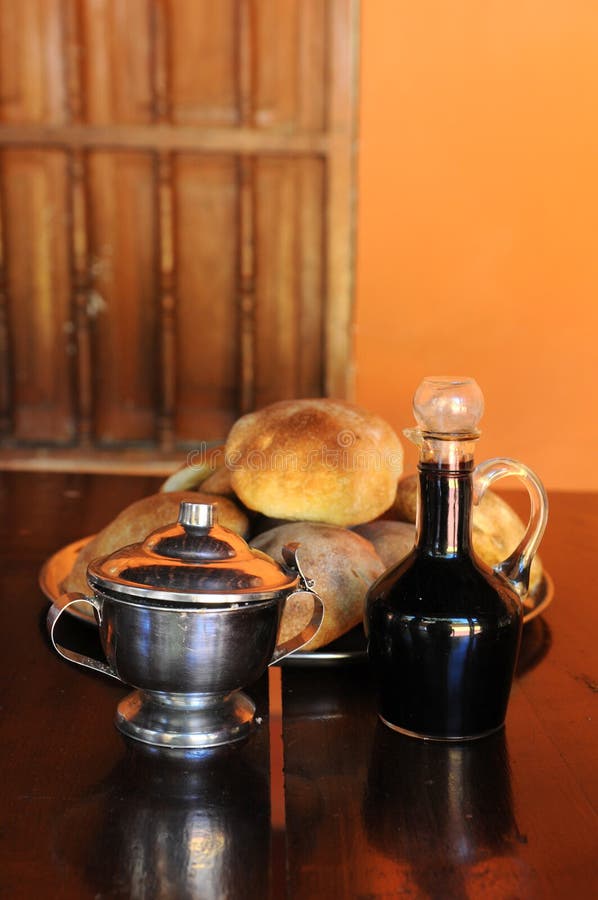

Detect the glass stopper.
[{"left": 413, "top": 376, "right": 484, "bottom": 436}]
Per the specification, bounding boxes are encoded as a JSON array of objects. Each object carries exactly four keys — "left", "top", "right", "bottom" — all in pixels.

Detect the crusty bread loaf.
[
  {"left": 225, "top": 398, "right": 404, "bottom": 527},
  {"left": 390, "top": 474, "right": 544, "bottom": 595},
  {"left": 251, "top": 522, "right": 385, "bottom": 650},
  {"left": 63, "top": 491, "right": 250, "bottom": 596}
]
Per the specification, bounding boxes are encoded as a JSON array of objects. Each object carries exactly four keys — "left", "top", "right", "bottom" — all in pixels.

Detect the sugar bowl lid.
[{"left": 87, "top": 501, "right": 299, "bottom": 605}]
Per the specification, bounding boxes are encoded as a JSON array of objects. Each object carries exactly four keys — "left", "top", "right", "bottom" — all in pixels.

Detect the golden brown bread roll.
[
  {"left": 225, "top": 398, "right": 404, "bottom": 527},
  {"left": 199, "top": 464, "right": 236, "bottom": 497},
  {"left": 353, "top": 520, "right": 416, "bottom": 569},
  {"left": 251, "top": 522, "right": 385, "bottom": 650},
  {"left": 389, "top": 474, "right": 418, "bottom": 524},
  {"left": 160, "top": 446, "right": 228, "bottom": 494},
  {"left": 390, "top": 474, "right": 544, "bottom": 595},
  {"left": 63, "top": 491, "right": 250, "bottom": 596},
  {"left": 160, "top": 462, "right": 214, "bottom": 493}
]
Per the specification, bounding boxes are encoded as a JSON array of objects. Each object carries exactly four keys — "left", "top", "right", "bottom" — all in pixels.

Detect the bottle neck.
[{"left": 415, "top": 461, "right": 474, "bottom": 557}]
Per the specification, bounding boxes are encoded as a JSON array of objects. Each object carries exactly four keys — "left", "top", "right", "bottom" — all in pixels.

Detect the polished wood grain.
[
  {"left": 1, "top": 149, "right": 73, "bottom": 443},
  {"left": 69, "top": 149, "right": 94, "bottom": 447},
  {"left": 282, "top": 491, "right": 598, "bottom": 898},
  {"left": 1, "top": 475, "right": 597, "bottom": 899},
  {"left": 0, "top": 0, "right": 359, "bottom": 460},
  {"left": 87, "top": 150, "right": 158, "bottom": 443},
  {"left": 0, "top": 122, "right": 330, "bottom": 154},
  {"left": 0, "top": 170, "right": 10, "bottom": 435},
  {"left": 0, "top": 471, "right": 275, "bottom": 899},
  {"left": 173, "top": 154, "right": 239, "bottom": 442}
]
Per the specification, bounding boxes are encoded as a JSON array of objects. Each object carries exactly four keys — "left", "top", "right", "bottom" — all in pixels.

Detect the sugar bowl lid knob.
[{"left": 177, "top": 501, "right": 216, "bottom": 529}]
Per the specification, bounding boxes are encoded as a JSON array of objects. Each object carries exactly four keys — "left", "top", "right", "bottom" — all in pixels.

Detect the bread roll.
[
  {"left": 199, "top": 463, "right": 235, "bottom": 497},
  {"left": 353, "top": 520, "right": 416, "bottom": 569},
  {"left": 160, "top": 447, "right": 227, "bottom": 494},
  {"left": 390, "top": 474, "right": 544, "bottom": 595},
  {"left": 251, "top": 522, "right": 385, "bottom": 650},
  {"left": 63, "top": 491, "right": 250, "bottom": 596},
  {"left": 160, "top": 462, "right": 214, "bottom": 493},
  {"left": 226, "top": 399, "right": 404, "bottom": 527},
  {"left": 389, "top": 474, "right": 418, "bottom": 524}
]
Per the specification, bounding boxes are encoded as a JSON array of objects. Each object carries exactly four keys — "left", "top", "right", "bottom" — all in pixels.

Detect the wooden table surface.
[{"left": 0, "top": 472, "right": 596, "bottom": 899}]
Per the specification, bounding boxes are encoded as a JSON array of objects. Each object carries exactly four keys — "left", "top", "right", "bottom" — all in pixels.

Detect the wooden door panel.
[
  {"left": 80, "top": 0, "right": 154, "bottom": 125},
  {"left": 1, "top": 149, "right": 73, "bottom": 441},
  {"left": 0, "top": 0, "right": 358, "bottom": 462},
  {"left": 0, "top": 0, "right": 67, "bottom": 125},
  {"left": 254, "top": 156, "right": 325, "bottom": 407},
  {"left": 87, "top": 151, "right": 158, "bottom": 442},
  {"left": 294, "top": 158, "right": 325, "bottom": 396},
  {"left": 253, "top": 0, "right": 327, "bottom": 131},
  {"left": 174, "top": 154, "right": 239, "bottom": 441},
  {"left": 169, "top": 0, "right": 238, "bottom": 127}
]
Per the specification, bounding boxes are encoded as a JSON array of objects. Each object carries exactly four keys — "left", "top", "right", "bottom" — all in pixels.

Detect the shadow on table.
[{"left": 516, "top": 614, "right": 552, "bottom": 677}]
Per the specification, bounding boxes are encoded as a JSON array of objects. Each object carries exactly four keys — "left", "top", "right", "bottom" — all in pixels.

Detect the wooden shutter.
[{"left": 0, "top": 0, "right": 359, "bottom": 460}]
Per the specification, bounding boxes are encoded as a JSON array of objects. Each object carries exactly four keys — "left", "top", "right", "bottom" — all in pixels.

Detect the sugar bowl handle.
[
  {"left": 46, "top": 593, "right": 121, "bottom": 681},
  {"left": 473, "top": 457, "right": 549, "bottom": 598},
  {"left": 269, "top": 544, "right": 325, "bottom": 664}
]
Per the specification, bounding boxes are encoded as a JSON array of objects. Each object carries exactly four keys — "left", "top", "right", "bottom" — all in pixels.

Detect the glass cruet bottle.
[{"left": 365, "top": 376, "right": 548, "bottom": 741}]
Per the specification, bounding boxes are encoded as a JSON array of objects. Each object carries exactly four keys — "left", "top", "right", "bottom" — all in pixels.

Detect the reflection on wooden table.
[{"left": 0, "top": 472, "right": 597, "bottom": 898}]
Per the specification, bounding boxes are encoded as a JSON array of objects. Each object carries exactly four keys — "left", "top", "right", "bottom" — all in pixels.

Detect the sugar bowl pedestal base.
[{"left": 115, "top": 689, "right": 257, "bottom": 751}]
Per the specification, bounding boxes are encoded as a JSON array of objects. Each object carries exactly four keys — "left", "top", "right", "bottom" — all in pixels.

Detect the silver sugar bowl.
[{"left": 47, "top": 501, "right": 324, "bottom": 751}]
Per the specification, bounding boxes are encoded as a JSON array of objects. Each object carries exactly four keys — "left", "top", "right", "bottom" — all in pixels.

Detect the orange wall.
[{"left": 354, "top": 1, "right": 598, "bottom": 491}]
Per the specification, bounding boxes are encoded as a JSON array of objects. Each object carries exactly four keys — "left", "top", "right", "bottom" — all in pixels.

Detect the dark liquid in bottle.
[{"left": 366, "top": 462, "right": 522, "bottom": 740}]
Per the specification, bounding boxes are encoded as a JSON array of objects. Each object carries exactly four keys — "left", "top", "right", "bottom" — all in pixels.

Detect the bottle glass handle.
[{"left": 473, "top": 457, "right": 549, "bottom": 598}]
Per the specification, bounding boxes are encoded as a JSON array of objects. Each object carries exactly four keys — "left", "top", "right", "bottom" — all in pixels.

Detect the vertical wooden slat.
[
  {"left": 79, "top": 0, "right": 153, "bottom": 125},
  {"left": 297, "top": 158, "right": 325, "bottom": 395},
  {"left": 324, "top": 0, "right": 359, "bottom": 399},
  {"left": 254, "top": 158, "right": 300, "bottom": 407},
  {"left": 64, "top": 0, "right": 93, "bottom": 445},
  {"left": 62, "top": 0, "right": 85, "bottom": 122},
  {"left": 156, "top": 152, "right": 177, "bottom": 450},
  {"left": 237, "top": 0, "right": 257, "bottom": 414},
  {"left": 253, "top": 0, "right": 326, "bottom": 132},
  {"left": 173, "top": 155, "right": 238, "bottom": 442},
  {"left": 253, "top": 0, "right": 298, "bottom": 129},
  {"left": 152, "top": 1, "right": 176, "bottom": 451},
  {"left": 238, "top": 155, "right": 256, "bottom": 414},
  {"left": 0, "top": 156, "right": 12, "bottom": 434},
  {"left": 152, "top": 0, "right": 171, "bottom": 122},
  {"left": 0, "top": 0, "right": 68, "bottom": 125},
  {"left": 169, "top": 0, "right": 238, "bottom": 127},
  {"left": 87, "top": 150, "right": 158, "bottom": 442},
  {"left": 253, "top": 157, "right": 326, "bottom": 407},
  {"left": 69, "top": 150, "right": 94, "bottom": 445},
  {"left": 297, "top": 0, "right": 327, "bottom": 132},
  {"left": 237, "top": 0, "right": 254, "bottom": 127},
  {"left": 2, "top": 150, "right": 73, "bottom": 442}
]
